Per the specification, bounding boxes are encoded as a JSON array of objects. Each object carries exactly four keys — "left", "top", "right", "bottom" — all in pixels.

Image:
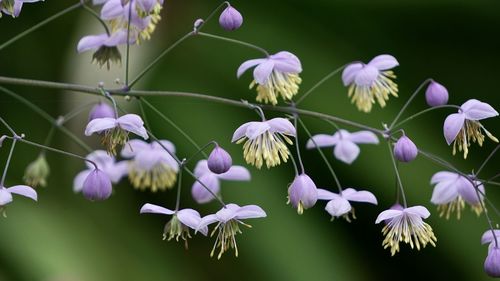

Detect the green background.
[{"left": 1, "top": 0, "right": 500, "bottom": 280}]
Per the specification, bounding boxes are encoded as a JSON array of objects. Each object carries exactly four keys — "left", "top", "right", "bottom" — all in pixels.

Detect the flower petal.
[
  {"left": 7, "top": 185, "right": 37, "bottom": 201},
  {"left": 430, "top": 181, "right": 459, "bottom": 204},
  {"left": 482, "top": 229, "right": 500, "bottom": 245},
  {"left": 348, "top": 131, "right": 379, "bottom": 144},
  {"left": 267, "top": 118, "right": 296, "bottom": 136},
  {"left": 375, "top": 209, "right": 402, "bottom": 224},
  {"left": 443, "top": 113, "right": 465, "bottom": 145},
  {"left": 253, "top": 60, "right": 275, "bottom": 84},
  {"left": 177, "top": 209, "right": 207, "bottom": 236},
  {"left": 235, "top": 205, "right": 267, "bottom": 220},
  {"left": 73, "top": 170, "right": 91, "bottom": 193},
  {"left": 77, "top": 34, "right": 108, "bottom": 53},
  {"left": 342, "top": 63, "right": 363, "bottom": 86},
  {"left": 430, "top": 171, "right": 458, "bottom": 184},
  {"left": 100, "top": 0, "right": 123, "bottom": 20},
  {"left": 367, "top": 54, "right": 399, "bottom": 70},
  {"left": 197, "top": 214, "right": 219, "bottom": 232},
  {"left": 306, "top": 134, "right": 337, "bottom": 149},
  {"left": 344, "top": 189, "right": 377, "bottom": 204},
  {"left": 237, "top": 58, "right": 266, "bottom": 78},
  {"left": 325, "top": 197, "right": 351, "bottom": 217},
  {"left": 121, "top": 139, "right": 149, "bottom": 158},
  {"left": 317, "top": 188, "right": 339, "bottom": 201},
  {"left": 193, "top": 160, "right": 210, "bottom": 178},
  {"left": 140, "top": 203, "right": 174, "bottom": 215},
  {"left": 217, "top": 166, "right": 251, "bottom": 181},
  {"left": 232, "top": 122, "right": 254, "bottom": 142},
  {"left": 404, "top": 206, "right": 431, "bottom": 219},
  {"left": 117, "top": 114, "right": 148, "bottom": 139},
  {"left": 245, "top": 122, "right": 271, "bottom": 140},
  {"left": 333, "top": 140, "right": 360, "bottom": 164},
  {"left": 271, "top": 51, "right": 302, "bottom": 73},
  {"left": 191, "top": 174, "right": 220, "bottom": 204},
  {"left": 0, "top": 189, "right": 13, "bottom": 206},
  {"left": 461, "top": 99, "right": 499, "bottom": 121},
  {"left": 85, "top": 118, "right": 117, "bottom": 136}
]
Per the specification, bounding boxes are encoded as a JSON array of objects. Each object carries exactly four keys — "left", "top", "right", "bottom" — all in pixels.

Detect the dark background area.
[{"left": 0, "top": 0, "right": 499, "bottom": 280}]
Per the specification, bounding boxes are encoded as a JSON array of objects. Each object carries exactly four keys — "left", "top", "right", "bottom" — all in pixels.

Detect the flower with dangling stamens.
[
  {"left": 0, "top": 0, "right": 43, "bottom": 18},
  {"left": 85, "top": 113, "right": 148, "bottom": 156},
  {"left": 121, "top": 139, "right": 179, "bottom": 192},
  {"left": 443, "top": 99, "right": 498, "bottom": 159},
  {"left": 317, "top": 188, "right": 377, "bottom": 222},
  {"left": 430, "top": 171, "right": 485, "bottom": 219},
  {"left": 306, "top": 129, "right": 379, "bottom": 164},
  {"left": 191, "top": 160, "right": 250, "bottom": 204},
  {"left": 77, "top": 29, "right": 133, "bottom": 69},
  {"left": 342, "top": 55, "right": 399, "bottom": 113},
  {"left": 375, "top": 205, "right": 437, "bottom": 256},
  {"left": 140, "top": 203, "right": 208, "bottom": 248},
  {"left": 0, "top": 184, "right": 37, "bottom": 216},
  {"left": 197, "top": 204, "right": 266, "bottom": 259},
  {"left": 23, "top": 154, "right": 50, "bottom": 188},
  {"left": 237, "top": 51, "right": 302, "bottom": 105},
  {"left": 232, "top": 118, "right": 296, "bottom": 169}
]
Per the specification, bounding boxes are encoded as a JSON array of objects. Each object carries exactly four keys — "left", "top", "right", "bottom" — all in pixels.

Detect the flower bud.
[
  {"left": 23, "top": 154, "right": 50, "bottom": 188},
  {"left": 88, "top": 102, "right": 115, "bottom": 121},
  {"left": 82, "top": 169, "right": 112, "bottom": 201},
  {"left": 219, "top": 5, "right": 243, "bottom": 31},
  {"left": 485, "top": 247, "right": 500, "bottom": 277},
  {"left": 207, "top": 145, "right": 232, "bottom": 174},
  {"left": 425, "top": 81, "right": 449, "bottom": 107},
  {"left": 288, "top": 174, "right": 318, "bottom": 215},
  {"left": 394, "top": 136, "right": 418, "bottom": 162}
]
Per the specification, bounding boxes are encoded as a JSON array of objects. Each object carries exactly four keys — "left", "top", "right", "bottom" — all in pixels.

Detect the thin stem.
[
  {"left": 125, "top": 0, "right": 133, "bottom": 86},
  {"left": 477, "top": 188, "right": 500, "bottom": 219},
  {"left": 0, "top": 86, "right": 92, "bottom": 152},
  {"left": 389, "top": 79, "right": 432, "bottom": 130},
  {"left": 298, "top": 117, "right": 342, "bottom": 192},
  {"left": 323, "top": 118, "right": 341, "bottom": 130},
  {"left": 295, "top": 64, "right": 347, "bottom": 105},
  {"left": 292, "top": 115, "right": 305, "bottom": 174},
  {"left": 60, "top": 101, "right": 95, "bottom": 122},
  {"left": 288, "top": 152, "right": 299, "bottom": 176},
  {"left": 387, "top": 141, "right": 407, "bottom": 207},
  {"left": 197, "top": 32, "right": 269, "bottom": 57},
  {"left": 41, "top": 125, "right": 56, "bottom": 155},
  {"left": 0, "top": 116, "right": 17, "bottom": 136},
  {"left": 174, "top": 161, "right": 185, "bottom": 211},
  {"left": 476, "top": 144, "right": 500, "bottom": 177},
  {"left": 0, "top": 139, "right": 17, "bottom": 187},
  {"left": 194, "top": 1, "right": 229, "bottom": 32},
  {"left": 487, "top": 173, "right": 500, "bottom": 183},
  {"left": 0, "top": 2, "right": 83, "bottom": 51},
  {"left": 184, "top": 141, "right": 216, "bottom": 165},
  {"left": 475, "top": 186, "right": 498, "bottom": 247},
  {"left": 81, "top": 2, "right": 110, "bottom": 35},
  {"left": 138, "top": 99, "right": 151, "bottom": 130},
  {"left": 391, "top": 105, "right": 460, "bottom": 129},
  {"left": 128, "top": 32, "right": 194, "bottom": 88},
  {"left": 99, "top": 89, "right": 118, "bottom": 119}
]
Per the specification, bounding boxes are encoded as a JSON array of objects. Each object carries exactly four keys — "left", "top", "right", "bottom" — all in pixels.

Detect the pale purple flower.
[
  {"left": 85, "top": 113, "right": 148, "bottom": 155},
  {"left": 1, "top": 0, "right": 43, "bottom": 18},
  {"left": 287, "top": 174, "right": 318, "bottom": 215},
  {"left": 121, "top": 139, "right": 179, "bottom": 192},
  {"left": 375, "top": 205, "right": 437, "bottom": 256},
  {"left": 237, "top": 51, "right": 302, "bottom": 105},
  {"left": 140, "top": 203, "right": 207, "bottom": 247},
  {"left": 207, "top": 145, "right": 232, "bottom": 174},
  {"left": 77, "top": 29, "right": 131, "bottom": 69},
  {"left": 485, "top": 247, "right": 500, "bottom": 278},
  {"left": 197, "top": 203, "right": 266, "bottom": 259},
  {"left": 443, "top": 99, "right": 498, "bottom": 159},
  {"left": 393, "top": 135, "right": 418, "bottom": 162},
  {"left": 73, "top": 150, "right": 128, "bottom": 193},
  {"left": 430, "top": 171, "right": 485, "bottom": 219},
  {"left": 317, "top": 187, "right": 377, "bottom": 221},
  {"left": 219, "top": 5, "right": 243, "bottom": 31},
  {"left": 0, "top": 184, "right": 37, "bottom": 215},
  {"left": 82, "top": 168, "right": 112, "bottom": 201},
  {"left": 232, "top": 118, "right": 296, "bottom": 169},
  {"left": 88, "top": 102, "right": 115, "bottom": 121},
  {"left": 306, "top": 129, "right": 379, "bottom": 164},
  {"left": 342, "top": 54, "right": 399, "bottom": 112},
  {"left": 191, "top": 160, "right": 250, "bottom": 204},
  {"left": 425, "top": 80, "right": 449, "bottom": 107},
  {"left": 482, "top": 229, "right": 500, "bottom": 248}
]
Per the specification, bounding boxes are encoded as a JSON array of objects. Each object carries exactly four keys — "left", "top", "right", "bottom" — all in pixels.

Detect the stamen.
[{"left": 129, "top": 162, "right": 177, "bottom": 192}]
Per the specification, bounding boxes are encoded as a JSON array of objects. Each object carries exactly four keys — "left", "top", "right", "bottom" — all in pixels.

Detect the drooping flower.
[
  {"left": 232, "top": 118, "right": 296, "bottom": 169},
  {"left": 317, "top": 187, "right": 377, "bottom": 222},
  {"left": 287, "top": 174, "right": 318, "bottom": 215},
  {"left": 375, "top": 205, "right": 437, "bottom": 256},
  {"left": 207, "top": 145, "right": 232, "bottom": 174},
  {"left": 121, "top": 139, "right": 179, "bottom": 192},
  {"left": 77, "top": 29, "right": 131, "bottom": 69},
  {"left": 219, "top": 5, "right": 243, "bottom": 31},
  {"left": 237, "top": 51, "right": 302, "bottom": 105},
  {"left": 443, "top": 99, "right": 498, "bottom": 159},
  {"left": 425, "top": 80, "right": 449, "bottom": 107},
  {"left": 23, "top": 154, "right": 50, "bottom": 188},
  {"left": 88, "top": 102, "right": 115, "bottom": 121},
  {"left": 140, "top": 203, "right": 207, "bottom": 248},
  {"left": 0, "top": 0, "right": 43, "bottom": 18},
  {"left": 485, "top": 247, "right": 500, "bottom": 278},
  {"left": 306, "top": 129, "right": 379, "bottom": 164},
  {"left": 393, "top": 135, "right": 418, "bottom": 163},
  {"left": 197, "top": 203, "right": 266, "bottom": 259},
  {"left": 82, "top": 168, "right": 113, "bottom": 201},
  {"left": 430, "top": 171, "right": 485, "bottom": 219},
  {"left": 342, "top": 55, "right": 399, "bottom": 112},
  {"left": 0, "top": 184, "right": 37, "bottom": 216},
  {"left": 191, "top": 160, "right": 250, "bottom": 204},
  {"left": 85, "top": 113, "right": 148, "bottom": 156},
  {"left": 73, "top": 150, "right": 128, "bottom": 193}
]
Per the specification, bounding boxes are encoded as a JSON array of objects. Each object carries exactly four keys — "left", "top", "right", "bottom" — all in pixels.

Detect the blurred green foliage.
[{"left": 1, "top": 0, "right": 500, "bottom": 280}]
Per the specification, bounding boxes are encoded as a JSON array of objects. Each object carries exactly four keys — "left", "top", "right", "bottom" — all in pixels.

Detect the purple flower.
[
  {"left": 443, "top": 99, "right": 498, "bottom": 159},
  {"left": 485, "top": 247, "right": 500, "bottom": 278},
  {"left": 77, "top": 29, "right": 132, "bottom": 69},
  {"left": 198, "top": 203, "right": 266, "bottom": 259},
  {"left": 121, "top": 139, "right": 179, "bottom": 192},
  {"left": 0, "top": 0, "right": 43, "bottom": 18},
  {"left": 219, "top": 5, "right": 243, "bottom": 31},
  {"left": 23, "top": 154, "right": 50, "bottom": 188},
  {"left": 393, "top": 135, "right": 418, "bottom": 162},
  {"left": 140, "top": 203, "right": 207, "bottom": 247},
  {"left": 232, "top": 118, "right": 296, "bottom": 169},
  {"left": 207, "top": 145, "right": 232, "bottom": 174},
  {"left": 88, "top": 102, "right": 115, "bottom": 121},
  {"left": 430, "top": 171, "right": 484, "bottom": 219},
  {"left": 82, "top": 168, "right": 112, "bottom": 201},
  {"left": 237, "top": 51, "right": 302, "bottom": 105},
  {"left": 0, "top": 184, "right": 37, "bottom": 216},
  {"left": 375, "top": 205, "right": 437, "bottom": 256},
  {"left": 425, "top": 81, "right": 449, "bottom": 107},
  {"left": 306, "top": 129, "right": 379, "bottom": 164},
  {"left": 317, "top": 187, "right": 377, "bottom": 221},
  {"left": 342, "top": 55, "right": 399, "bottom": 112},
  {"left": 85, "top": 113, "right": 148, "bottom": 156},
  {"left": 191, "top": 160, "right": 250, "bottom": 204},
  {"left": 287, "top": 174, "right": 318, "bottom": 215},
  {"left": 482, "top": 229, "right": 500, "bottom": 248},
  {"left": 73, "top": 150, "right": 128, "bottom": 193}
]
